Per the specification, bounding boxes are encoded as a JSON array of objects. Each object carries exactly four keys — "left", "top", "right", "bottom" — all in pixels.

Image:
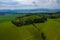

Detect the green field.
[{"left": 0, "top": 14, "right": 60, "bottom": 40}]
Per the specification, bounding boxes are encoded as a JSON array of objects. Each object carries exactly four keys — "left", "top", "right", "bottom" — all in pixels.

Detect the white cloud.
[{"left": 0, "top": 0, "right": 60, "bottom": 9}]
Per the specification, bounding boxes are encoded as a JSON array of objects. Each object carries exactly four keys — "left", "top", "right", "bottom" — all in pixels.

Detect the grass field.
[
  {"left": 0, "top": 14, "right": 25, "bottom": 23},
  {"left": 0, "top": 14, "right": 60, "bottom": 40}
]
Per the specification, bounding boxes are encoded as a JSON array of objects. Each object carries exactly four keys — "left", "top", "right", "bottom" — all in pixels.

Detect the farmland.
[{"left": 0, "top": 13, "right": 60, "bottom": 40}]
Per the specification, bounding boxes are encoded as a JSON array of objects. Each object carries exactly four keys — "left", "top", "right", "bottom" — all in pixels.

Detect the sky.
[{"left": 0, "top": 0, "right": 60, "bottom": 10}]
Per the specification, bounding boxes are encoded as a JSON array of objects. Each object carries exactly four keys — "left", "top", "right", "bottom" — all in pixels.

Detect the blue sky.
[{"left": 0, "top": 0, "right": 60, "bottom": 10}]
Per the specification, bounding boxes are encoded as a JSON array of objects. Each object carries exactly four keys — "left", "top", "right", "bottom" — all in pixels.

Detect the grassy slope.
[
  {"left": 36, "top": 19, "right": 60, "bottom": 40},
  {"left": 0, "top": 14, "right": 60, "bottom": 40},
  {"left": 0, "top": 21, "right": 41, "bottom": 40},
  {"left": 0, "top": 18, "right": 60, "bottom": 40}
]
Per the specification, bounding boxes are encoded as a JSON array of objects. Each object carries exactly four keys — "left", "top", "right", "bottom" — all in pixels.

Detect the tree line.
[{"left": 11, "top": 15, "right": 47, "bottom": 26}]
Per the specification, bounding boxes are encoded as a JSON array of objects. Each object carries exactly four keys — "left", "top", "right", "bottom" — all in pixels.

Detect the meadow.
[{"left": 0, "top": 13, "right": 60, "bottom": 40}]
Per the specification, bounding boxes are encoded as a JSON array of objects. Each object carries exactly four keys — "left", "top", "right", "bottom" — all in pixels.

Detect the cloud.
[{"left": 0, "top": 0, "right": 60, "bottom": 10}]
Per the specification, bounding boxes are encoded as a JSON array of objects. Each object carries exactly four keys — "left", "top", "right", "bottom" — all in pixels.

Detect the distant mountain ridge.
[{"left": 0, "top": 8, "right": 60, "bottom": 15}]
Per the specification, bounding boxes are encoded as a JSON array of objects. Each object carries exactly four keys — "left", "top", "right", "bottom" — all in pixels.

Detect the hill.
[
  {"left": 0, "top": 18, "right": 60, "bottom": 40},
  {"left": 0, "top": 9, "right": 60, "bottom": 15},
  {"left": 0, "top": 13, "right": 60, "bottom": 40}
]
